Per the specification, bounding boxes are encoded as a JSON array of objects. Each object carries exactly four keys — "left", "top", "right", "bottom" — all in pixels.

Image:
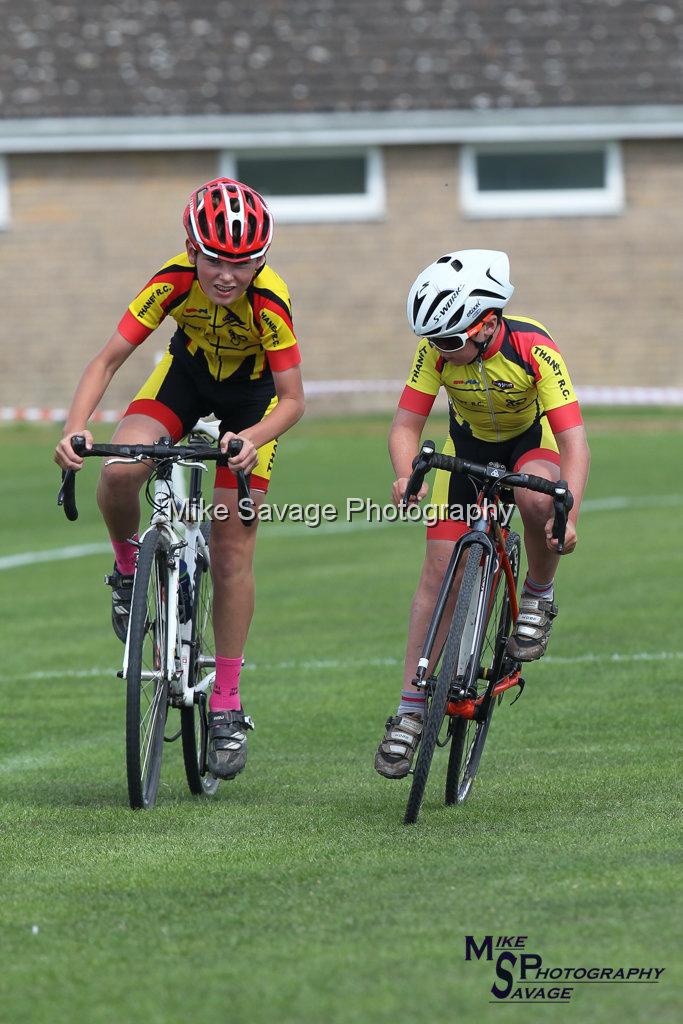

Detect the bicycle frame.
[
  {"left": 413, "top": 487, "right": 522, "bottom": 719},
  {"left": 120, "top": 419, "right": 220, "bottom": 706}
]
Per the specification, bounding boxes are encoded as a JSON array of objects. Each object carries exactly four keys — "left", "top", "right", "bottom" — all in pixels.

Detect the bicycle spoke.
[
  {"left": 181, "top": 522, "right": 220, "bottom": 798},
  {"left": 140, "top": 684, "right": 165, "bottom": 777}
]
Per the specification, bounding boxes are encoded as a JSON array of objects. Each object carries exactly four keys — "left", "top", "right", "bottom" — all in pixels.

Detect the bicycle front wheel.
[
  {"left": 126, "top": 530, "right": 170, "bottom": 810},
  {"left": 181, "top": 521, "right": 220, "bottom": 797},
  {"left": 445, "top": 531, "right": 521, "bottom": 806},
  {"left": 404, "top": 541, "right": 489, "bottom": 825}
]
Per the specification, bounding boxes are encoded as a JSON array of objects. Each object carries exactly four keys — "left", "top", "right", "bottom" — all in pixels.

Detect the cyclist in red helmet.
[{"left": 55, "top": 177, "right": 305, "bottom": 781}]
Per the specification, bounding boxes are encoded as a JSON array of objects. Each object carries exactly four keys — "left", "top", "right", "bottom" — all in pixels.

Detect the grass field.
[{"left": 0, "top": 410, "right": 681, "bottom": 1024}]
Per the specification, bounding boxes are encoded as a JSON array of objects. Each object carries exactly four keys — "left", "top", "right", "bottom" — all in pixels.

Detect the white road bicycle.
[{"left": 58, "top": 421, "right": 254, "bottom": 809}]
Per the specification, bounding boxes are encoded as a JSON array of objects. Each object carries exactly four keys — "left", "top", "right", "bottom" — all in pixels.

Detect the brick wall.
[{"left": 1, "top": 140, "right": 681, "bottom": 418}]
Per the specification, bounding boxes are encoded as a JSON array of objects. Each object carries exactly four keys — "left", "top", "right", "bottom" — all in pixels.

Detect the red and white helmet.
[{"left": 184, "top": 177, "right": 273, "bottom": 261}]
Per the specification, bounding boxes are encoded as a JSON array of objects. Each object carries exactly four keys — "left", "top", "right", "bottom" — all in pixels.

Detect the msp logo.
[
  {"left": 464, "top": 934, "right": 665, "bottom": 1004},
  {"left": 492, "top": 379, "right": 514, "bottom": 391}
]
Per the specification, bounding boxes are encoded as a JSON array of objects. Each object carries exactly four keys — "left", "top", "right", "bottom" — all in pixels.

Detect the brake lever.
[
  {"left": 552, "top": 497, "right": 567, "bottom": 553},
  {"left": 226, "top": 438, "right": 256, "bottom": 527},
  {"left": 57, "top": 469, "right": 78, "bottom": 521},
  {"left": 401, "top": 440, "right": 436, "bottom": 508},
  {"left": 551, "top": 481, "right": 573, "bottom": 554}
]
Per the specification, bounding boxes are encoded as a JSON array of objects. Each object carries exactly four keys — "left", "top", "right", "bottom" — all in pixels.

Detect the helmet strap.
[{"left": 474, "top": 311, "right": 501, "bottom": 355}]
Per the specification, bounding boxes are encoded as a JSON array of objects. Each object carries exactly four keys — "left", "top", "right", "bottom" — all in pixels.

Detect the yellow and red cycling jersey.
[
  {"left": 118, "top": 252, "right": 301, "bottom": 382},
  {"left": 399, "top": 316, "right": 582, "bottom": 442}
]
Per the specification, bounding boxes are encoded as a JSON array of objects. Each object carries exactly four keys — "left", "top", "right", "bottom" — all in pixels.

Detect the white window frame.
[
  {"left": 460, "top": 141, "right": 624, "bottom": 218},
  {"left": 0, "top": 157, "right": 9, "bottom": 229},
  {"left": 219, "top": 147, "right": 385, "bottom": 223}
]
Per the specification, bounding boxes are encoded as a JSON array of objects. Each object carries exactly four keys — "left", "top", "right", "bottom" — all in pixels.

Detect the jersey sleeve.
[
  {"left": 117, "top": 256, "right": 196, "bottom": 346},
  {"left": 250, "top": 280, "right": 301, "bottom": 373},
  {"left": 528, "top": 339, "right": 582, "bottom": 432},
  {"left": 398, "top": 342, "right": 442, "bottom": 416}
]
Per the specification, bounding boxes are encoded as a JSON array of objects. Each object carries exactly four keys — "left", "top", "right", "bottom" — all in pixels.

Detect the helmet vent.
[
  {"left": 436, "top": 255, "right": 451, "bottom": 264},
  {"left": 446, "top": 305, "right": 466, "bottom": 331},
  {"left": 214, "top": 212, "right": 226, "bottom": 244},
  {"left": 424, "top": 290, "right": 456, "bottom": 325},
  {"left": 451, "top": 258, "right": 463, "bottom": 271},
  {"left": 471, "top": 288, "right": 506, "bottom": 300}
]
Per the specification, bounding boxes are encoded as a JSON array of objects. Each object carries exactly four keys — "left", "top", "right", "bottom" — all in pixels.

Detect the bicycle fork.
[{"left": 413, "top": 532, "right": 497, "bottom": 695}]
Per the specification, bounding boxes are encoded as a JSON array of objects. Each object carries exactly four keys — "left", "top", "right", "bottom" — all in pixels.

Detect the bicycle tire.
[
  {"left": 445, "top": 531, "right": 521, "bottom": 806},
  {"left": 126, "top": 529, "right": 170, "bottom": 810},
  {"left": 181, "top": 521, "right": 220, "bottom": 797},
  {"left": 404, "top": 541, "right": 489, "bottom": 825}
]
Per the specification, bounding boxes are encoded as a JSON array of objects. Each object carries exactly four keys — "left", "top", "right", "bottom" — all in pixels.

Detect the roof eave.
[{"left": 2, "top": 105, "right": 683, "bottom": 152}]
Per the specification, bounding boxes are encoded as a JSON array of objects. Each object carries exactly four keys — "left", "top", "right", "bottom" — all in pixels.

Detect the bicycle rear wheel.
[
  {"left": 445, "top": 531, "right": 521, "bottom": 806},
  {"left": 404, "top": 540, "right": 490, "bottom": 825},
  {"left": 181, "top": 522, "right": 220, "bottom": 797},
  {"left": 126, "top": 530, "right": 170, "bottom": 810}
]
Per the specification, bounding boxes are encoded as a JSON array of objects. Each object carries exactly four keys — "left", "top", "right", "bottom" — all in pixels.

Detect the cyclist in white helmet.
[{"left": 375, "top": 249, "right": 590, "bottom": 780}]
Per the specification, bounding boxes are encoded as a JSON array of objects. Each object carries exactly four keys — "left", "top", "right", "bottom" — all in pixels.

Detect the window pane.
[
  {"left": 476, "top": 150, "right": 606, "bottom": 191},
  {"left": 236, "top": 155, "right": 367, "bottom": 197}
]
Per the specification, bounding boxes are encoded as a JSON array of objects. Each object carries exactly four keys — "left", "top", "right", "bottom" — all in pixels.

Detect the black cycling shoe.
[
  {"left": 207, "top": 709, "right": 255, "bottom": 780},
  {"left": 105, "top": 565, "right": 134, "bottom": 643}
]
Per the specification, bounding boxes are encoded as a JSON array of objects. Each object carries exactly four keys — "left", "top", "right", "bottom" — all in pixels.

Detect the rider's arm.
[
  {"left": 55, "top": 331, "right": 136, "bottom": 469},
  {"left": 389, "top": 341, "right": 442, "bottom": 504},
  {"left": 548, "top": 423, "right": 590, "bottom": 553},
  {"left": 220, "top": 365, "right": 305, "bottom": 472},
  {"left": 389, "top": 406, "right": 430, "bottom": 505},
  {"left": 556, "top": 423, "right": 590, "bottom": 522}
]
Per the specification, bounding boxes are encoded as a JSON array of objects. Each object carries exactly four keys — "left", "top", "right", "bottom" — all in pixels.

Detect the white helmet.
[{"left": 407, "top": 249, "right": 514, "bottom": 342}]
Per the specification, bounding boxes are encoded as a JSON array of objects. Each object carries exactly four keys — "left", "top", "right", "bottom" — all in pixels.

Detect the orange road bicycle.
[{"left": 401, "top": 441, "right": 573, "bottom": 825}]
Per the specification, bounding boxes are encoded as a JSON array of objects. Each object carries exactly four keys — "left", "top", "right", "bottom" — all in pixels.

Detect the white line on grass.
[
  {"left": 2, "top": 493, "right": 682, "bottom": 571},
  {"left": 0, "top": 735, "right": 116, "bottom": 776},
  {"left": 2, "top": 651, "right": 681, "bottom": 686},
  {"left": 0, "top": 542, "right": 111, "bottom": 570}
]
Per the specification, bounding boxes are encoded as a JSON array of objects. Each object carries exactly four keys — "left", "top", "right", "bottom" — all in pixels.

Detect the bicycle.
[
  {"left": 57, "top": 422, "right": 255, "bottom": 810},
  {"left": 400, "top": 440, "right": 573, "bottom": 825}
]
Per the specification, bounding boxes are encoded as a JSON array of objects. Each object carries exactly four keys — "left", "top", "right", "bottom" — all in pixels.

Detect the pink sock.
[
  {"left": 112, "top": 535, "right": 139, "bottom": 576},
  {"left": 210, "top": 656, "right": 243, "bottom": 712}
]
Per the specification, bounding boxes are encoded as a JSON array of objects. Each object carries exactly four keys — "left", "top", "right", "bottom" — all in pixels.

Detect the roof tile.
[{"left": 0, "top": 0, "right": 681, "bottom": 118}]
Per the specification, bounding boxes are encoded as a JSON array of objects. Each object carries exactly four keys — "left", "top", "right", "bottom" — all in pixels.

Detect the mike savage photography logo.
[
  {"left": 464, "top": 934, "right": 665, "bottom": 1004},
  {"left": 177, "top": 498, "right": 514, "bottom": 530}
]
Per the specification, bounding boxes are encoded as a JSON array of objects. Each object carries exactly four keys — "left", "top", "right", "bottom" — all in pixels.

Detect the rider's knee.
[
  {"left": 419, "top": 548, "right": 452, "bottom": 596},
  {"left": 517, "top": 490, "right": 553, "bottom": 527},
  {"left": 98, "top": 459, "right": 148, "bottom": 494},
  {"left": 210, "top": 519, "right": 255, "bottom": 574}
]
